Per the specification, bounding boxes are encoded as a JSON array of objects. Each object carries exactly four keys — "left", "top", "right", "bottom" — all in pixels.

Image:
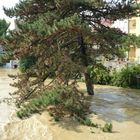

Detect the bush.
[
  {"left": 102, "top": 123, "right": 113, "bottom": 133},
  {"left": 77, "top": 117, "right": 98, "bottom": 128},
  {"left": 111, "top": 64, "right": 140, "bottom": 88},
  {"left": 80, "top": 64, "right": 140, "bottom": 89},
  {"left": 87, "top": 65, "right": 111, "bottom": 85}
]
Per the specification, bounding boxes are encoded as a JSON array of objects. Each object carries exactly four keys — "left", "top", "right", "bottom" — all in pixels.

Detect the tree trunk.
[
  {"left": 78, "top": 32, "right": 94, "bottom": 95},
  {"left": 84, "top": 71, "right": 94, "bottom": 95}
]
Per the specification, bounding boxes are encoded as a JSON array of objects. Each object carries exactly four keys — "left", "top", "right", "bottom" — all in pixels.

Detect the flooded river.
[
  {"left": 0, "top": 68, "right": 17, "bottom": 132},
  {"left": 90, "top": 86, "right": 140, "bottom": 124},
  {"left": 0, "top": 68, "right": 140, "bottom": 140}
]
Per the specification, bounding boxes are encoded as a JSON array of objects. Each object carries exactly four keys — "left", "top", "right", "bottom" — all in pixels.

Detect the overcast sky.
[{"left": 0, "top": 0, "right": 19, "bottom": 29}]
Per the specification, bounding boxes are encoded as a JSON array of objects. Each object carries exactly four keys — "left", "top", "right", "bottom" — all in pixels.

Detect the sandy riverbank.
[
  {"left": 39, "top": 112, "right": 140, "bottom": 140},
  {"left": 1, "top": 111, "right": 140, "bottom": 140}
]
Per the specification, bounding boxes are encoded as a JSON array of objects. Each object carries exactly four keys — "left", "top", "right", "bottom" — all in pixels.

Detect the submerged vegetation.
[
  {"left": 17, "top": 83, "right": 113, "bottom": 132},
  {"left": 17, "top": 84, "right": 87, "bottom": 119}
]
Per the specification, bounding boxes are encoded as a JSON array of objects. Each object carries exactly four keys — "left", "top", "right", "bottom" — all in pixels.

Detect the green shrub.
[
  {"left": 102, "top": 123, "right": 113, "bottom": 133},
  {"left": 80, "top": 64, "right": 140, "bottom": 89},
  {"left": 77, "top": 117, "right": 98, "bottom": 128},
  {"left": 77, "top": 117, "right": 113, "bottom": 132},
  {"left": 111, "top": 64, "right": 140, "bottom": 88},
  {"left": 88, "top": 65, "right": 111, "bottom": 85}
]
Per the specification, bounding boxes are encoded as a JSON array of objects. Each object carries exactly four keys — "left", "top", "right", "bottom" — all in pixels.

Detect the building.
[
  {"left": 0, "top": 45, "right": 18, "bottom": 68},
  {"left": 128, "top": 1, "right": 140, "bottom": 63}
]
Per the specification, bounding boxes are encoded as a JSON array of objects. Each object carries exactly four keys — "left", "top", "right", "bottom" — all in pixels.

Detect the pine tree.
[
  {"left": 0, "top": 19, "right": 10, "bottom": 65},
  {"left": 2, "top": 0, "right": 140, "bottom": 118},
  {"left": 0, "top": 19, "right": 10, "bottom": 37}
]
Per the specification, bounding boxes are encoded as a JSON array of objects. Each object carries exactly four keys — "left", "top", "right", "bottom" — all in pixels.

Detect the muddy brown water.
[
  {"left": 0, "top": 68, "right": 17, "bottom": 131},
  {"left": 90, "top": 86, "right": 140, "bottom": 124},
  {"left": 0, "top": 68, "right": 140, "bottom": 131}
]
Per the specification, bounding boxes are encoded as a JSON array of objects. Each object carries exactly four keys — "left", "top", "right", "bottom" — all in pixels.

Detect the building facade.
[
  {"left": 128, "top": 5, "right": 140, "bottom": 63},
  {"left": 0, "top": 45, "right": 18, "bottom": 68}
]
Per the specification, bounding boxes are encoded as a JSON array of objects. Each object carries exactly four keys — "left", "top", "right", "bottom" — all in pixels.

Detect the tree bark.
[
  {"left": 78, "top": 33, "right": 94, "bottom": 95},
  {"left": 84, "top": 71, "right": 94, "bottom": 95}
]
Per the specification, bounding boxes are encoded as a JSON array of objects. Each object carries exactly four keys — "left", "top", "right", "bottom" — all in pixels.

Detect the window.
[{"left": 129, "top": 19, "right": 136, "bottom": 29}]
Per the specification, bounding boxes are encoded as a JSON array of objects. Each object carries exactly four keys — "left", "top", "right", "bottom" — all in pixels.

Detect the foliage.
[
  {"left": 19, "top": 55, "right": 37, "bottom": 72},
  {"left": 93, "top": 68, "right": 111, "bottom": 85},
  {"left": 81, "top": 64, "right": 140, "bottom": 89},
  {"left": 17, "top": 84, "right": 88, "bottom": 119},
  {"left": 122, "top": 34, "right": 140, "bottom": 49},
  {"left": 0, "top": 19, "right": 10, "bottom": 37},
  {"left": 0, "top": 19, "right": 10, "bottom": 65},
  {"left": 111, "top": 64, "right": 140, "bottom": 88},
  {"left": 0, "top": 56, "right": 4, "bottom": 66},
  {"left": 78, "top": 117, "right": 113, "bottom": 132},
  {"left": 17, "top": 83, "right": 113, "bottom": 132},
  {"left": 102, "top": 123, "right": 113, "bottom": 133},
  {"left": 88, "top": 64, "right": 111, "bottom": 85},
  {"left": 77, "top": 117, "right": 98, "bottom": 128}
]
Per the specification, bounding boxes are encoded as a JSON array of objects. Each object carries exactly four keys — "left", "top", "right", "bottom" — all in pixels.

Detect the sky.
[
  {"left": 0, "top": 0, "right": 20, "bottom": 29},
  {"left": 112, "top": 20, "right": 128, "bottom": 33}
]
